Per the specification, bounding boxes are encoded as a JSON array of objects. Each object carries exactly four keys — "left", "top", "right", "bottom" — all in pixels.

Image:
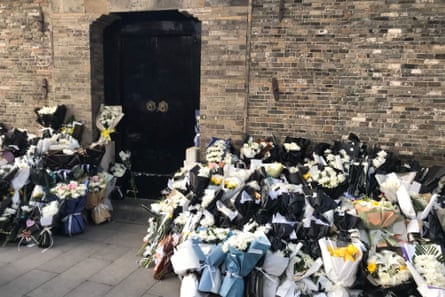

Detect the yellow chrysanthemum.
[{"left": 367, "top": 262, "right": 377, "bottom": 273}]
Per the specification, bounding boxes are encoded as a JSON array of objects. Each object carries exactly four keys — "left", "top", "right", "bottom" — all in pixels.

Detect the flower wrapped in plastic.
[
  {"left": 420, "top": 194, "right": 445, "bottom": 252},
  {"left": 240, "top": 136, "right": 264, "bottom": 167},
  {"left": 375, "top": 171, "right": 417, "bottom": 203},
  {"left": 353, "top": 197, "right": 403, "bottom": 250},
  {"left": 219, "top": 231, "right": 271, "bottom": 297},
  {"left": 332, "top": 209, "right": 361, "bottom": 244},
  {"left": 180, "top": 272, "right": 206, "bottom": 297},
  {"left": 221, "top": 176, "right": 243, "bottom": 202},
  {"left": 171, "top": 238, "right": 204, "bottom": 277},
  {"left": 10, "top": 162, "right": 30, "bottom": 207},
  {"left": 153, "top": 233, "right": 181, "bottom": 280},
  {"left": 294, "top": 218, "right": 331, "bottom": 259},
  {"left": 198, "top": 243, "right": 227, "bottom": 294},
  {"left": 310, "top": 165, "right": 348, "bottom": 200},
  {"left": 280, "top": 136, "right": 309, "bottom": 167},
  {"left": 206, "top": 137, "right": 230, "bottom": 166},
  {"left": 50, "top": 180, "right": 87, "bottom": 236},
  {"left": 35, "top": 104, "right": 67, "bottom": 130},
  {"left": 188, "top": 164, "right": 210, "bottom": 197},
  {"left": 86, "top": 174, "right": 110, "bottom": 224},
  {"left": 318, "top": 238, "right": 364, "bottom": 297},
  {"left": 38, "top": 200, "right": 59, "bottom": 249},
  {"left": 366, "top": 250, "right": 411, "bottom": 288},
  {"left": 95, "top": 104, "right": 124, "bottom": 143},
  {"left": 255, "top": 249, "right": 290, "bottom": 297},
  {"left": 233, "top": 181, "right": 262, "bottom": 226},
  {"left": 307, "top": 190, "right": 339, "bottom": 224},
  {"left": 177, "top": 226, "right": 231, "bottom": 294},
  {"left": 402, "top": 243, "right": 445, "bottom": 297},
  {"left": 276, "top": 243, "right": 324, "bottom": 297}
]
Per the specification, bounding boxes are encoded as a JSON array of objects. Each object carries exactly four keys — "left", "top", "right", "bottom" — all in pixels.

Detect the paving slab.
[
  {"left": 89, "top": 243, "right": 131, "bottom": 262},
  {"left": 90, "top": 249, "right": 140, "bottom": 286},
  {"left": 39, "top": 241, "right": 108, "bottom": 274},
  {"left": 148, "top": 273, "right": 181, "bottom": 297},
  {"left": 103, "top": 267, "right": 157, "bottom": 297},
  {"left": 63, "top": 280, "right": 112, "bottom": 297},
  {"left": 0, "top": 269, "right": 57, "bottom": 297},
  {"left": 27, "top": 257, "right": 111, "bottom": 297},
  {"left": 0, "top": 248, "right": 64, "bottom": 286}
]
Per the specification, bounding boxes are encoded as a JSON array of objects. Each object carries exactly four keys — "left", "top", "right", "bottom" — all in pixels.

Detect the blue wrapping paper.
[
  {"left": 198, "top": 245, "right": 226, "bottom": 294},
  {"left": 219, "top": 236, "right": 270, "bottom": 297},
  {"left": 60, "top": 196, "right": 86, "bottom": 236}
]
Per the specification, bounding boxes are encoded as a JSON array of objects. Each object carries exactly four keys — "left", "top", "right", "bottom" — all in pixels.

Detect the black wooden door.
[{"left": 104, "top": 12, "right": 201, "bottom": 198}]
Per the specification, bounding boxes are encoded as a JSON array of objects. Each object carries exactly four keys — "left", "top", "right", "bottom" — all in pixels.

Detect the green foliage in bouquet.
[{"left": 415, "top": 244, "right": 445, "bottom": 264}]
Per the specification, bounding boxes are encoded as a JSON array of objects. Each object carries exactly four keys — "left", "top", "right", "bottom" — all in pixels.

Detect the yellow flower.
[
  {"left": 101, "top": 128, "right": 115, "bottom": 141},
  {"left": 399, "top": 264, "right": 407, "bottom": 271},
  {"left": 328, "top": 244, "right": 360, "bottom": 262},
  {"left": 367, "top": 262, "right": 377, "bottom": 273},
  {"left": 303, "top": 172, "right": 312, "bottom": 180},
  {"left": 210, "top": 175, "right": 223, "bottom": 186},
  {"left": 371, "top": 200, "right": 380, "bottom": 207}
]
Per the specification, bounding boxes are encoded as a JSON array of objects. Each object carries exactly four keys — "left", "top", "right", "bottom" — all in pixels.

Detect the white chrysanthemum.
[
  {"left": 284, "top": 142, "right": 301, "bottom": 152},
  {"left": 37, "top": 105, "right": 58, "bottom": 115},
  {"left": 414, "top": 255, "right": 445, "bottom": 288}
]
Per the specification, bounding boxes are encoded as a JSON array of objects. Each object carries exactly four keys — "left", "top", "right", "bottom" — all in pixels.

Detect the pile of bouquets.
[{"left": 138, "top": 133, "right": 445, "bottom": 297}]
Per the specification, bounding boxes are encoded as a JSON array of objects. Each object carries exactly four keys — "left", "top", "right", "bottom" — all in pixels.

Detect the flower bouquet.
[
  {"left": 255, "top": 249, "right": 290, "bottom": 297},
  {"left": 170, "top": 238, "right": 204, "bottom": 277},
  {"left": 276, "top": 243, "right": 324, "bottom": 297},
  {"left": 206, "top": 138, "right": 230, "bottom": 166},
  {"left": 281, "top": 136, "right": 310, "bottom": 166},
  {"left": 311, "top": 165, "right": 348, "bottom": 199},
  {"left": 86, "top": 174, "right": 110, "bottom": 224},
  {"left": 318, "top": 238, "right": 364, "bottom": 297},
  {"left": 35, "top": 104, "right": 67, "bottom": 130},
  {"left": 95, "top": 104, "right": 124, "bottom": 143},
  {"left": 403, "top": 243, "right": 445, "bottom": 297},
  {"left": 188, "top": 164, "right": 210, "bottom": 197},
  {"left": 153, "top": 233, "right": 181, "bottom": 280},
  {"left": 219, "top": 231, "right": 271, "bottom": 297},
  {"left": 353, "top": 197, "right": 403, "bottom": 250},
  {"left": 50, "top": 180, "right": 87, "bottom": 236},
  {"left": 240, "top": 136, "right": 264, "bottom": 166},
  {"left": 38, "top": 200, "right": 59, "bottom": 249},
  {"left": 366, "top": 250, "right": 411, "bottom": 288}
]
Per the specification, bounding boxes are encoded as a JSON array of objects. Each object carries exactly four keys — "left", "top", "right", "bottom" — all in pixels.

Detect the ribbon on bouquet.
[
  {"left": 39, "top": 226, "right": 54, "bottom": 253},
  {"left": 62, "top": 212, "right": 82, "bottom": 236},
  {"left": 197, "top": 244, "right": 226, "bottom": 294}
]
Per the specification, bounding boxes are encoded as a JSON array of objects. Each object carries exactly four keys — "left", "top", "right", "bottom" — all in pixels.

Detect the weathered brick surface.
[
  {"left": 247, "top": 0, "right": 445, "bottom": 165},
  {"left": 0, "top": 0, "right": 52, "bottom": 137},
  {"left": 0, "top": 0, "right": 444, "bottom": 165}
]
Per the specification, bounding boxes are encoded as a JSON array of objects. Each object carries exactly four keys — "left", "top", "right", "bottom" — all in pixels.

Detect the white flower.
[
  {"left": 174, "top": 212, "right": 189, "bottom": 226},
  {"left": 88, "top": 174, "right": 107, "bottom": 192},
  {"left": 222, "top": 230, "right": 256, "bottom": 252},
  {"left": 41, "top": 201, "right": 59, "bottom": 218},
  {"left": 414, "top": 254, "right": 445, "bottom": 288},
  {"left": 201, "top": 189, "right": 216, "bottom": 209},
  {"left": 119, "top": 150, "right": 131, "bottom": 163},
  {"left": 200, "top": 211, "right": 215, "bottom": 227},
  {"left": 109, "top": 162, "right": 127, "bottom": 177},
  {"left": 21, "top": 205, "right": 32, "bottom": 213},
  {"left": 37, "top": 105, "right": 58, "bottom": 115},
  {"left": 284, "top": 142, "right": 301, "bottom": 152},
  {"left": 372, "top": 150, "right": 387, "bottom": 168}
]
